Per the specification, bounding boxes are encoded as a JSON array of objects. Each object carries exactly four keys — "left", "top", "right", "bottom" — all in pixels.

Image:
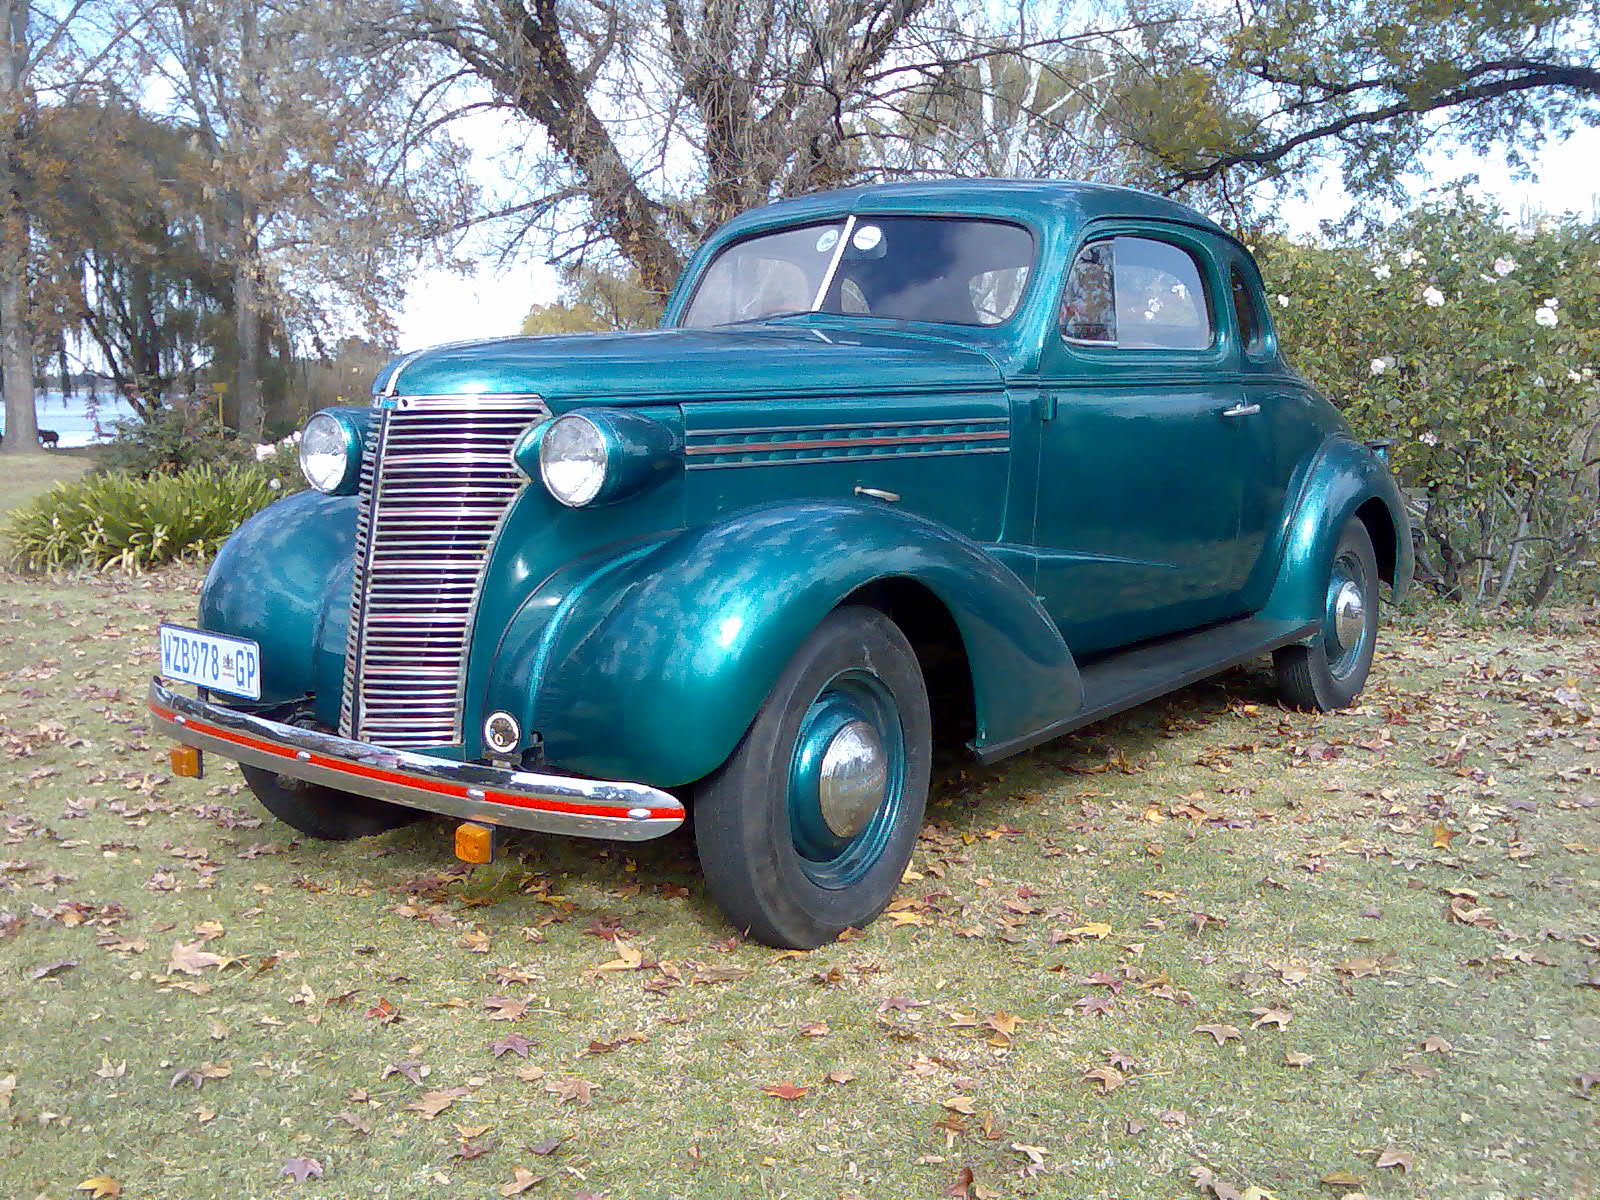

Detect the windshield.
[{"left": 680, "top": 216, "right": 1034, "bottom": 328}]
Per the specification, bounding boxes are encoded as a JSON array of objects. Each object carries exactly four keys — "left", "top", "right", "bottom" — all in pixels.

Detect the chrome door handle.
[
  {"left": 1221, "top": 401, "right": 1261, "bottom": 418},
  {"left": 854, "top": 486, "right": 900, "bottom": 502}
]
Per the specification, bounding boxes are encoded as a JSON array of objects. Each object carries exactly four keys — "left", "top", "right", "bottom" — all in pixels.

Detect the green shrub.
[
  {"left": 1256, "top": 194, "right": 1600, "bottom": 607},
  {"left": 95, "top": 400, "right": 254, "bottom": 478},
  {"left": 3, "top": 464, "right": 280, "bottom": 571}
]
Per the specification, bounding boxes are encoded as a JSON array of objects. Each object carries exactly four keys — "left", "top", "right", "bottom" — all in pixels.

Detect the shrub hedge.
[{"left": 3, "top": 464, "right": 280, "bottom": 571}]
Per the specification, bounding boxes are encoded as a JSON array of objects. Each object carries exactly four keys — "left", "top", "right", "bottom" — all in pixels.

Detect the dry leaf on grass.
[
  {"left": 500, "top": 1166, "right": 544, "bottom": 1196},
  {"left": 1194, "top": 1023, "right": 1242, "bottom": 1046},
  {"left": 1374, "top": 1147, "right": 1415, "bottom": 1172},
  {"left": 761, "top": 1081, "right": 810, "bottom": 1100},
  {"left": 1248, "top": 1006, "right": 1292, "bottom": 1029},
  {"left": 166, "top": 940, "right": 225, "bottom": 975},
  {"left": 483, "top": 994, "right": 528, "bottom": 1021},
  {"left": 545, "top": 1076, "right": 597, "bottom": 1106},
  {"left": 1082, "top": 1065, "right": 1125, "bottom": 1094},
  {"left": 280, "top": 1157, "right": 323, "bottom": 1182},
  {"left": 407, "top": 1087, "right": 468, "bottom": 1118}
]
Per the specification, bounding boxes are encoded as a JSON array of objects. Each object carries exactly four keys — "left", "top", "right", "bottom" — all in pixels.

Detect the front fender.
[
  {"left": 485, "top": 500, "right": 1081, "bottom": 788},
  {"left": 1260, "top": 434, "right": 1413, "bottom": 627},
  {"left": 198, "top": 489, "right": 356, "bottom": 712}
]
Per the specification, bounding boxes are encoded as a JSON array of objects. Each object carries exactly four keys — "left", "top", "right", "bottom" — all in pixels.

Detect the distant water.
[{"left": 8, "top": 391, "right": 141, "bottom": 449}]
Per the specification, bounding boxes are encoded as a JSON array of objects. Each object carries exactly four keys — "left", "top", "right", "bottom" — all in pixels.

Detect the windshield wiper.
[{"left": 714, "top": 309, "right": 818, "bottom": 327}]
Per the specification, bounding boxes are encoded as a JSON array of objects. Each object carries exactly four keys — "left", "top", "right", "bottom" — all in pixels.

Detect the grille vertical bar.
[{"left": 339, "top": 395, "right": 546, "bottom": 747}]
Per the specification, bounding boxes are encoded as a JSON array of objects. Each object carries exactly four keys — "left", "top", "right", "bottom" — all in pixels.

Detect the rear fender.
[
  {"left": 484, "top": 500, "right": 1081, "bottom": 787},
  {"left": 1260, "top": 434, "right": 1413, "bottom": 628}
]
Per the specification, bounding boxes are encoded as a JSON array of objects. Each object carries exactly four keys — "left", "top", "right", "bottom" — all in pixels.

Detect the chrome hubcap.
[
  {"left": 1330, "top": 579, "right": 1365, "bottom": 655},
  {"left": 817, "top": 719, "right": 887, "bottom": 838}
]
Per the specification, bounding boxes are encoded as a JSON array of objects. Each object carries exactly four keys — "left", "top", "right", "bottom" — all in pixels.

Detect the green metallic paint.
[
  {"left": 198, "top": 489, "right": 357, "bottom": 708},
  {"left": 1258, "top": 434, "right": 1413, "bottom": 627},
  {"left": 482, "top": 499, "right": 1081, "bottom": 788},
  {"left": 188, "top": 180, "right": 1411, "bottom": 800},
  {"left": 377, "top": 325, "right": 1007, "bottom": 406}
]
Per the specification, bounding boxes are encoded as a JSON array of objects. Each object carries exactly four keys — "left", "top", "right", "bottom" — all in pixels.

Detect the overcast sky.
[{"left": 392, "top": 122, "right": 1600, "bottom": 351}]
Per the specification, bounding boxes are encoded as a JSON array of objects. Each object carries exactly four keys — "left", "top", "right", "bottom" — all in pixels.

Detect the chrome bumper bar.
[{"left": 148, "top": 679, "right": 685, "bottom": 841}]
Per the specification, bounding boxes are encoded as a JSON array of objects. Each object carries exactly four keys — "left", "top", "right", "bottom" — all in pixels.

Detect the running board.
[{"left": 973, "top": 616, "right": 1318, "bottom": 764}]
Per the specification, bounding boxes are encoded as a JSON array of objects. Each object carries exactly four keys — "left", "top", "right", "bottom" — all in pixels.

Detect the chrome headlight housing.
[
  {"left": 537, "top": 414, "right": 609, "bottom": 507},
  {"left": 298, "top": 411, "right": 363, "bottom": 495},
  {"left": 515, "top": 408, "right": 681, "bottom": 508}
]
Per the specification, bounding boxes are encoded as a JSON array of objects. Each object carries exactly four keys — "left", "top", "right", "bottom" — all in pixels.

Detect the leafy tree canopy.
[{"left": 1128, "top": 0, "right": 1600, "bottom": 203}]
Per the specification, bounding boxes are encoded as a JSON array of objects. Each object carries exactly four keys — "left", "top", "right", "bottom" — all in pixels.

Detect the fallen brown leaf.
[
  {"left": 1082, "top": 1065, "right": 1125, "bottom": 1094},
  {"left": 167, "top": 941, "right": 225, "bottom": 975},
  {"left": 1375, "top": 1147, "right": 1415, "bottom": 1172},
  {"left": 407, "top": 1087, "right": 468, "bottom": 1119},
  {"left": 1194, "top": 1022, "right": 1242, "bottom": 1046},
  {"left": 279, "top": 1157, "right": 323, "bottom": 1183},
  {"left": 500, "top": 1166, "right": 543, "bottom": 1196},
  {"left": 1248, "top": 1006, "right": 1292, "bottom": 1030},
  {"left": 761, "top": 1081, "right": 810, "bottom": 1100}
]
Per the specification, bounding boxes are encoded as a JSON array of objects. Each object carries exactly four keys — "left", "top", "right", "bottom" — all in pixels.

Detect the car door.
[{"left": 1031, "top": 225, "right": 1258, "bottom": 654}]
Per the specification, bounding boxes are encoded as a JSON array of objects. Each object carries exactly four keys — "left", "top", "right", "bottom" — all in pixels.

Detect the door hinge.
[{"left": 1034, "top": 394, "right": 1058, "bottom": 422}]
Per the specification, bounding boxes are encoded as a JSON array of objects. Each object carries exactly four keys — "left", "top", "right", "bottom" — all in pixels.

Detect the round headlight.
[
  {"left": 538, "top": 414, "right": 609, "bottom": 507},
  {"left": 299, "top": 412, "right": 358, "bottom": 494}
]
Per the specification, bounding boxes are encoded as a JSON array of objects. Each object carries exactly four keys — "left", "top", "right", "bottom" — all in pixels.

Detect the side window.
[
  {"left": 1059, "top": 235, "right": 1214, "bottom": 351},
  {"left": 1229, "top": 263, "right": 1267, "bottom": 355},
  {"left": 1060, "top": 242, "right": 1115, "bottom": 343}
]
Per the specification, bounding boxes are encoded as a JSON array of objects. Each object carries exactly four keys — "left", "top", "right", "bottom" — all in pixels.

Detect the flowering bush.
[{"left": 1256, "top": 195, "right": 1600, "bottom": 607}]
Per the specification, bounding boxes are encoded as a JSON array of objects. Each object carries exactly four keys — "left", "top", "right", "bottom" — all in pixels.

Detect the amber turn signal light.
[
  {"left": 454, "top": 821, "right": 495, "bottom": 865},
  {"left": 169, "top": 745, "right": 203, "bottom": 778}
]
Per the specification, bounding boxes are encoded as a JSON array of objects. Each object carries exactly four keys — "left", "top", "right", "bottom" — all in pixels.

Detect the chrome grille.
[{"left": 340, "top": 395, "right": 546, "bottom": 747}]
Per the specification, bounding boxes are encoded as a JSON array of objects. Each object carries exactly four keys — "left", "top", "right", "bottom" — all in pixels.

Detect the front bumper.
[{"left": 148, "top": 679, "right": 685, "bottom": 841}]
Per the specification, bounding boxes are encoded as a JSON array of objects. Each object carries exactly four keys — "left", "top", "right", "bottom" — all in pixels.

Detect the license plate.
[{"left": 158, "top": 624, "right": 262, "bottom": 700}]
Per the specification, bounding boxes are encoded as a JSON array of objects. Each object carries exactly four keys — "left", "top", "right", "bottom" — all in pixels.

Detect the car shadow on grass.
[{"left": 334, "top": 661, "right": 1288, "bottom": 939}]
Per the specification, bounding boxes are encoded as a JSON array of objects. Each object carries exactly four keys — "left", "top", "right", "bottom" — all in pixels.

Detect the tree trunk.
[
  {"left": 234, "top": 254, "right": 263, "bottom": 441},
  {"left": 0, "top": 0, "right": 35, "bottom": 456}
]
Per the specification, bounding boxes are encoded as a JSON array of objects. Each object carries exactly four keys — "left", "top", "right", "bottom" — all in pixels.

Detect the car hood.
[{"left": 372, "top": 323, "right": 1005, "bottom": 404}]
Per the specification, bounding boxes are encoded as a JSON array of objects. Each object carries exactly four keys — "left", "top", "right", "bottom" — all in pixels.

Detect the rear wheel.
[
  {"left": 241, "top": 765, "right": 422, "bottom": 841},
  {"left": 1274, "top": 517, "right": 1380, "bottom": 711},
  {"left": 693, "top": 606, "right": 931, "bottom": 949}
]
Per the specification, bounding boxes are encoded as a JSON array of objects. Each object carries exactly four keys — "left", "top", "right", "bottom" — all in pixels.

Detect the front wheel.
[
  {"left": 241, "top": 765, "right": 422, "bottom": 841},
  {"left": 693, "top": 606, "right": 932, "bottom": 949},
  {"left": 1274, "top": 517, "right": 1380, "bottom": 711}
]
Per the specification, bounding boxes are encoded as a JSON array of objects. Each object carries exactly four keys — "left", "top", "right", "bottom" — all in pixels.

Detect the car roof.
[{"left": 720, "top": 178, "right": 1230, "bottom": 239}]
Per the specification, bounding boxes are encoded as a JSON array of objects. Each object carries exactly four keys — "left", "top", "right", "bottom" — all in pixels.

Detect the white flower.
[
  {"left": 254, "top": 443, "right": 275, "bottom": 461},
  {"left": 1492, "top": 256, "right": 1517, "bottom": 276},
  {"left": 1570, "top": 370, "right": 1584, "bottom": 383},
  {"left": 1276, "top": 294, "right": 1289, "bottom": 308},
  {"left": 1369, "top": 357, "right": 1388, "bottom": 376},
  {"left": 1398, "top": 249, "right": 1423, "bottom": 267},
  {"left": 1371, "top": 264, "right": 1392, "bottom": 280},
  {"left": 268, "top": 478, "right": 282, "bottom": 490},
  {"left": 1419, "top": 431, "right": 1439, "bottom": 446},
  {"left": 1421, "top": 286, "right": 1445, "bottom": 307},
  {"left": 1535, "top": 304, "right": 1559, "bottom": 328}
]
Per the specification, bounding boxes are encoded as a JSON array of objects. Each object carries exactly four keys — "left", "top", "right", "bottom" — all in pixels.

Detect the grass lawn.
[
  {"left": 0, "top": 448, "right": 95, "bottom": 517},
  {"left": 1, "top": 464, "right": 1595, "bottom": 1199}
]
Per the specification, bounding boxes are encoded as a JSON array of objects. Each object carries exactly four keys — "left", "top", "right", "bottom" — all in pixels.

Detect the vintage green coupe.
[{"left": 151, "top": 180, "right": 1411, "bottom": 948}]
